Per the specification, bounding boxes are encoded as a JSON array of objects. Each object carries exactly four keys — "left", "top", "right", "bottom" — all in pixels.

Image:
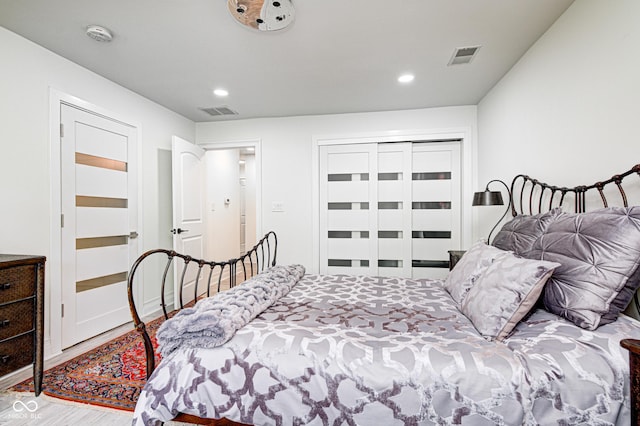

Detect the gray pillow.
[
  {"left": 492, "top": 208, "right": 562, "bottom": 256},
  {"left": 600, "top": 259, "right": 640, "bottom": 324},
  {"left": 444, "top": 241, "right": 507, "bottom": 305},
  {"left": 461, "top": 252, "right": 560, "bottom": 341},
  {"left": 527, "top": 206, "right": 640, "bottom": 330}
]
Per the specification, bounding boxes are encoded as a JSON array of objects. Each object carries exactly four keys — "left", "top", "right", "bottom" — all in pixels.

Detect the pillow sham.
[
  {"left": 461, "top": 253, "right": 560, "bottom": 341},
  {"left": 527, "top": 206, "right": 640, "bottom": 330},
  {"left": 444, "top": 240, "right": 507, "bottom": 305},
  {"left": 492, "top": 208, "right": 562, "bottom": 256}
]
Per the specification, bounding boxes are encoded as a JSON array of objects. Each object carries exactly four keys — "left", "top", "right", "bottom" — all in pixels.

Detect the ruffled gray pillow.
[
  {"left": 492, "top": 208, "right": 562, "bottom": 256},
  {"left": 527, "top": 206, "right": 640, "bottom": 330}
]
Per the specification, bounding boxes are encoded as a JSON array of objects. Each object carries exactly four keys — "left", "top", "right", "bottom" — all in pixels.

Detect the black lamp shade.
[{"left": 472, "top": 190, "right": 504, "bottom": 206}]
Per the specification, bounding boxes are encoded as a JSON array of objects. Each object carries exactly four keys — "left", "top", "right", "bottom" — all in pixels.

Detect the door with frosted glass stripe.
[
  {"left": 319, "top": 140, "right": 460, "bottom": 279},
  {"left": 61, "top": 104, "right": 137, "bottom": 348}
]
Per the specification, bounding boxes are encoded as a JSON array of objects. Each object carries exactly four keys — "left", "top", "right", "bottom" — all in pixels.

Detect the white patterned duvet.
[{"left": 133, "top": 274, "right": 640, "bottom": 426}]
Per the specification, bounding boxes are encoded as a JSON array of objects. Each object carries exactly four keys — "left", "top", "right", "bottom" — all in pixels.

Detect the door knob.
[{"left": 171, "top": 228, "right": 189, "bottom": 234}]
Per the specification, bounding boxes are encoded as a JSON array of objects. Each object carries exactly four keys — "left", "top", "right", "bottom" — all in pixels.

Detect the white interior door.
[
  {"left": 171, "top": 136, "right": 206, "bottom": 308},
  {"left": 60, "top": 104, "right": 138, "bottom": 349}
]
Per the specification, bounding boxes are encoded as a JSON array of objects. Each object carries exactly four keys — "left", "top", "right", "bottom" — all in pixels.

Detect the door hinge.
[
  {"left": 61, "top": 304, "right": 64, "bottom": 318},
  {"left": 61, "top": 214, "right": 64, "bottom": 228},
  {"left": 60, "top": 123, "right": 64, "bottom": 138}
]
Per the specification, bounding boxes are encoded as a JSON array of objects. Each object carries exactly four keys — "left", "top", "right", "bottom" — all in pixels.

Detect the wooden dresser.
[{"left": 0, "top": 254, "right": 45, "bottom": 395}]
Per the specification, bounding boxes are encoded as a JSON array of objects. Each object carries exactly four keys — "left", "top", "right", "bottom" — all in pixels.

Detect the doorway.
[
  {"left": 171, "top": 139, "right": 261, "bottom": 301},
  {"left": 203, "top": 147, "right": 257, "bottom": 261}
]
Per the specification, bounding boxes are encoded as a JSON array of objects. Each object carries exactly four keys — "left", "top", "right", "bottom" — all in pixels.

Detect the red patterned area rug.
[{"left": 12, "top": 316, "right": 165, "bottom": 412}]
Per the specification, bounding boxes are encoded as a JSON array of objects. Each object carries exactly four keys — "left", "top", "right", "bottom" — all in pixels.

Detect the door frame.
[
  {"left": 49, "top": 88, "right": 143, "bottom": 357},
  {"left": 312, "top": 128, "right": 476, "bottom": 274},
  {"left": 199, "top": 139, "right": 263, "bottom": 243}
]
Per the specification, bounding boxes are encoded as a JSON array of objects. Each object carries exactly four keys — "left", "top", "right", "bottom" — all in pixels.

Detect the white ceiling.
[{"left": 0, "top": 0, "right": 574, "bottom": 122}]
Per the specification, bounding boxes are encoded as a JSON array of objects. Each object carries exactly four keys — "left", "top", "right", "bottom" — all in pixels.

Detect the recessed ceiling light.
[
  {"left": 213, "top": 88, "right": 229, "bottom": 97},
  {"left": 398, "top": 74, "right": 415, "bottom": 83}
]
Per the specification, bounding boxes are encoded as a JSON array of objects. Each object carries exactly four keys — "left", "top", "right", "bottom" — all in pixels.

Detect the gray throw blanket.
[{"left": 156, "top": 264, "right": 305, "bottom": 357}]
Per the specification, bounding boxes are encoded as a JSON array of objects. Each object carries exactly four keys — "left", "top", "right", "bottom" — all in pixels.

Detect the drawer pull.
[
  {"left": 0, "top": 283, "right": 11, "bottom": 290},
  {"left": 0, "top": 319, "right": 9, "bottom": 327},
  {"left": 1, "top": 355, "right": 10, "bottom": 364}
]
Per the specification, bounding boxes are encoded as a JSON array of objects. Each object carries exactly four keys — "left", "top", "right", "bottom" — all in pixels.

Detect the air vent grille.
[
  {"left": 199, "top": 106, "right": 238, "bottom": 116},
  {"left": 448, "top": 46, "right": 481, "bottom": 66}
]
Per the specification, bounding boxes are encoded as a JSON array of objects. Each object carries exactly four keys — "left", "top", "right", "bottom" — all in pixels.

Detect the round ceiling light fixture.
[
  {"left": 213, "top": 88, "right": 229, "bottom": 97},
  {"left": 86, "top": 25, "right": 114, "bottom": 42},
  {"left": 227, "top": 0, "right": 295, "bottom": 32}
]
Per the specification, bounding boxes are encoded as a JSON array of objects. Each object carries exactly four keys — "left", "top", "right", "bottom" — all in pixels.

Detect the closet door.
[
  {"left": 319, "top": 140, "right": 461, "bottom": 279},
  {"left": 319, "top": 144, "right": 377, "bottom": 275},
  {"left": 377, "top": 143, "right": 412, "bottom": 277},
  {"left": 411, "top": 142, "right": 461, "bottom": 279}
]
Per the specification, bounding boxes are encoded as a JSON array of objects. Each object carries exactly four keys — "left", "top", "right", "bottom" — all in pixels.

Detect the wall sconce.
[{"left": 472, "top": 179, "right": 512, "bottom": 244}]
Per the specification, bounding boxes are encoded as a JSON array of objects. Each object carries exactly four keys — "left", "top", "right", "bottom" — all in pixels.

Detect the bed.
[{"left": 128, "top": 164, "right": 640, "bottom": 426}]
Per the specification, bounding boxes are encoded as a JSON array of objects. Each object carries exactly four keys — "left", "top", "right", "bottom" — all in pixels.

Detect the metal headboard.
[{"left": 510, "top": 164, "right": 640, "bottom": 216}]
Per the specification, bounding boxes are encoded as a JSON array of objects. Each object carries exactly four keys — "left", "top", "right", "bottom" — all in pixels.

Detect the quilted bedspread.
[{"left": 133, "top": 274, "right": 640, "bottom": 425}]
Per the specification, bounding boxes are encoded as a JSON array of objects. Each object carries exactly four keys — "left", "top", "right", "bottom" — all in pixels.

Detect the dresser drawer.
[
  {"left": 0, "top": 299, "right": 34, "bottom": 341},
  {"left": 0, "top": 265, "right": 37, "bottom": 303},
  {"left": 0, "top": 332, "right": 34, "bottom": 376}
]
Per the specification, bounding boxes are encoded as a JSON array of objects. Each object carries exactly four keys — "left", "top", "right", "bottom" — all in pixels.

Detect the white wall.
[
  {"left": 196, "top": 106, "right": 477, "bottom": 270},
  {"left": 477, "top": 0, "right": 640, "bottom": 237},
  {"left": 0, "top": 27, "right": 194, "bottom": 357}
]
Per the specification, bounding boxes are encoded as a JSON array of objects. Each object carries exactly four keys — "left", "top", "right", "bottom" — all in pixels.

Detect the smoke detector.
[{"left": 86, "top": 25, "right": 114, "bottom": 42}]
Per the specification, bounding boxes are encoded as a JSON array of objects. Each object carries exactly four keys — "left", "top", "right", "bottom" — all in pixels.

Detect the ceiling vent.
[
  {"left": 199, "top": 106, "right": 239, "bottom": 117},
  {"left": 448, "top": 46, "right": 481, "bottom": 66}
]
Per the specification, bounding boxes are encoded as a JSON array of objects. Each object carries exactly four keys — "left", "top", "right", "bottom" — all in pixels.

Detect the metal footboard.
[{"left": 127, "top": 231, "right": 277, "bottom": 379}]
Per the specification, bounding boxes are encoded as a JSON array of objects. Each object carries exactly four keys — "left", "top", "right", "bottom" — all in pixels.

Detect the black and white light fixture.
[
  {"left": 472, "top": 179, "right": 511, "bottom": 244},
  {"left": 228, "top": 0, "right": 295, "bottom": 32}
]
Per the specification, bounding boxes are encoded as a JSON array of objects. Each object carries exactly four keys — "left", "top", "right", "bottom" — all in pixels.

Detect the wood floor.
[{"left": 0, "top": 391, "right": 192, "bottom": 425}]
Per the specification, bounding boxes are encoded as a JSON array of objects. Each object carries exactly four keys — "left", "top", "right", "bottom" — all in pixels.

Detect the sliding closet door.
[
  {"left": 319, "top": 140, "right": 461, "bottom": 279},
  {"left": 377, "top": 143, "right": 412, "bottom": 277},
  {"left": 319, "top": 144, "right": 377, "bottom": 275},
  {"left": 411, "top": 142, "right": 461, "bottom": 279}
]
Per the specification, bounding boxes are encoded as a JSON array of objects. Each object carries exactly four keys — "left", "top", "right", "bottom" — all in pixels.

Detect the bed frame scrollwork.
[
  {"left": 126, "top": 231, "right": 278, "bottom": 380},
  {"left": 509, "top": 164, "right": 640, "bottom": 216}
]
